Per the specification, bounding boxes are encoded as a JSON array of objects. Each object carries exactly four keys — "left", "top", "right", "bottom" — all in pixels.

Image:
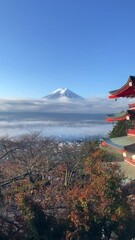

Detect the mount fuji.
[{"left": 44, "top": 88, "right": 84, "bottom": 100}]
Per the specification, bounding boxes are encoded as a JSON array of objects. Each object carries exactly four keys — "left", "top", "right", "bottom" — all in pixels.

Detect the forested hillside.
[{"left": 0, "top": 132, "right": 134, "bottom": 240}]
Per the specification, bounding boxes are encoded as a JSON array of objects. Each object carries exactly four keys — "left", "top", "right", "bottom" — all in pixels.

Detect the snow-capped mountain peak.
[
  {"left": 52, "top": 88, "right": 68, "bottom": 95},
  {"left": 44, "top": 88, "right": 84, "bottom": 100}
]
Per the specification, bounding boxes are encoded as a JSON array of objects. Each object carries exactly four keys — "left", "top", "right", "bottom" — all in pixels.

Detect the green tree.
[{"left": 109, "top": 120, "right": 133, "bottom": 138}]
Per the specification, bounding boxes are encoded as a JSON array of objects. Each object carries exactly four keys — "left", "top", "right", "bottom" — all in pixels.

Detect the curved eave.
[
  {"left": 106, "top": 116, "right": 128, "bottom": 122},
  {"left": 106, "top": 111, "right": 129, "bottom": 122},
  {"left": 101, "top": 136, "right": 135, "bottom": 150},
  {"left": 101, "top": 138, "right": 124, "bottom": 150},
  {"left": 128, "top": 109, "right": 135, "bottom": 116},
  {"left": 106, "top": 109, "right": 135, "bottom": 122},
  {"left": 109, "top": 76, "right": 135, "bottom": 99},
  {"left": 124, "top": 143, "right": 135, "bottom": 154}
]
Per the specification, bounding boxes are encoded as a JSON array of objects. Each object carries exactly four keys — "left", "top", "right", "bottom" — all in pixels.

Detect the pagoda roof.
[
  {"left": 109, "top": 76, "right": 135, "bottom": 99},
  {"left": 124, "top": 143, "right": 135, "bottom": 154},
  {"left": 102, "top": 136, "right": 135, "bottom": 150},
  {"left": 106, "top": 109, "right": 135, "bottom": 122}
]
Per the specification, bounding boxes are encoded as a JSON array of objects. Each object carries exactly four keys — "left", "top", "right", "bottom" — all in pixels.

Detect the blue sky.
[{"left": 0, "top": 0, "right": 135, "bottom": 98}]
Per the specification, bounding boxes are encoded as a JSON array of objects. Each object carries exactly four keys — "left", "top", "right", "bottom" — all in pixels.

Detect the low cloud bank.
[
  {"left": 0, "top": 97, "right": 115, "bottom": 138},
  {"left": 0, "top": 120, "right": 112, "bottom": 139},
  {"left": 0, "top": 97, "right": 131, "bottom": 114}
]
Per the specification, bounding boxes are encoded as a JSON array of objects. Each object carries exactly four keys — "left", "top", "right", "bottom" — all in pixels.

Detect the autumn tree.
[
  {"left": 0, "top": 134, "right": 134, "bottom": 239},
  {"left": 53, "top": 140, "right": 99, "bottom": 188},
  {"left": 0, "top": 132, "right": 59, "bottom": 185},
  {"left": 66, "top": 149, "right": 130, "bottom": 240}
]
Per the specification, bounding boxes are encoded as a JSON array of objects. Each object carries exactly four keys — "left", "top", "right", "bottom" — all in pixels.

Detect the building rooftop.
[
  {"left": 106, "top": 110, "right": 135, "bottom": 122},
  {"left": 109, "top": 76, "right": 135, "bottom": 99},
  {"left": 102, "top": 136, "right": 135, "bottom": 149},
  {"left": 106, "top": 111, "right": 128, "bottom": 122},
  {"left": 124, "top": 144, "right": 135, "bottom": 154}
]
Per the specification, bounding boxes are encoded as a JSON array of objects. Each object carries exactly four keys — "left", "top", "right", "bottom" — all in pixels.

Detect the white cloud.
[
  {"left": 0, "top": 97, "right": 131, "bottom": 114},
  {"left": 0, "top": 120, "right": 112, "bottom": 139},
  {"left": 0, "top": 97, "right": 121, "bottom": 138}
]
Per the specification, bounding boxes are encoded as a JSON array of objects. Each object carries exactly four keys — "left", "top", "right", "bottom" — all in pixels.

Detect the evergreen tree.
[{"left": 109, "top": 120, "right": 133, "bottom": 138}]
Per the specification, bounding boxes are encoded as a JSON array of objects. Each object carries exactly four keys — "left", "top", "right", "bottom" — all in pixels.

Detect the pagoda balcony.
[
  {"left": 128, "top": 103, "right": 135, "bottom": 109},
  {"left": 127, "top": 129, "right": 135, "bottom": 136}
]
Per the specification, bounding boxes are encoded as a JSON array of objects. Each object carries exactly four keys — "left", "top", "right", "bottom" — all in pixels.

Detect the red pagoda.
[{"left": 102, "top": 76, "right": 135, "bottom": 166}]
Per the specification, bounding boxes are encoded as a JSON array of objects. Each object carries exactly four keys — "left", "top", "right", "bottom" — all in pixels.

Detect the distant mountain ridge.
[{"left": 44, "top": 88, "right": 84, "bottom": 100}]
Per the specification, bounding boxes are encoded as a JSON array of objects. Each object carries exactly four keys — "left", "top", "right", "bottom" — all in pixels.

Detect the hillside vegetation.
[
  {"left": 0, "top": 132, "right": 134, "bottom": 240},
  {"left": 109, "top": 120, "right": 133, "bottom": 138}
]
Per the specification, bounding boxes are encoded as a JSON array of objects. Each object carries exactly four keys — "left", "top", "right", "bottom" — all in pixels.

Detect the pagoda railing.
[
  {"left": 128, "top": 103, "right": 135, "bottom": 109},
  {"left": 127, "top": 129, "right": 135, "bottom": 136}
]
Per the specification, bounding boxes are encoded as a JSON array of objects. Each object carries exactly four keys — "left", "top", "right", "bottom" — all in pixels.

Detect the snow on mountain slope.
[{"left": 44, "top": 88, "right": 84, "bottom": 100}]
